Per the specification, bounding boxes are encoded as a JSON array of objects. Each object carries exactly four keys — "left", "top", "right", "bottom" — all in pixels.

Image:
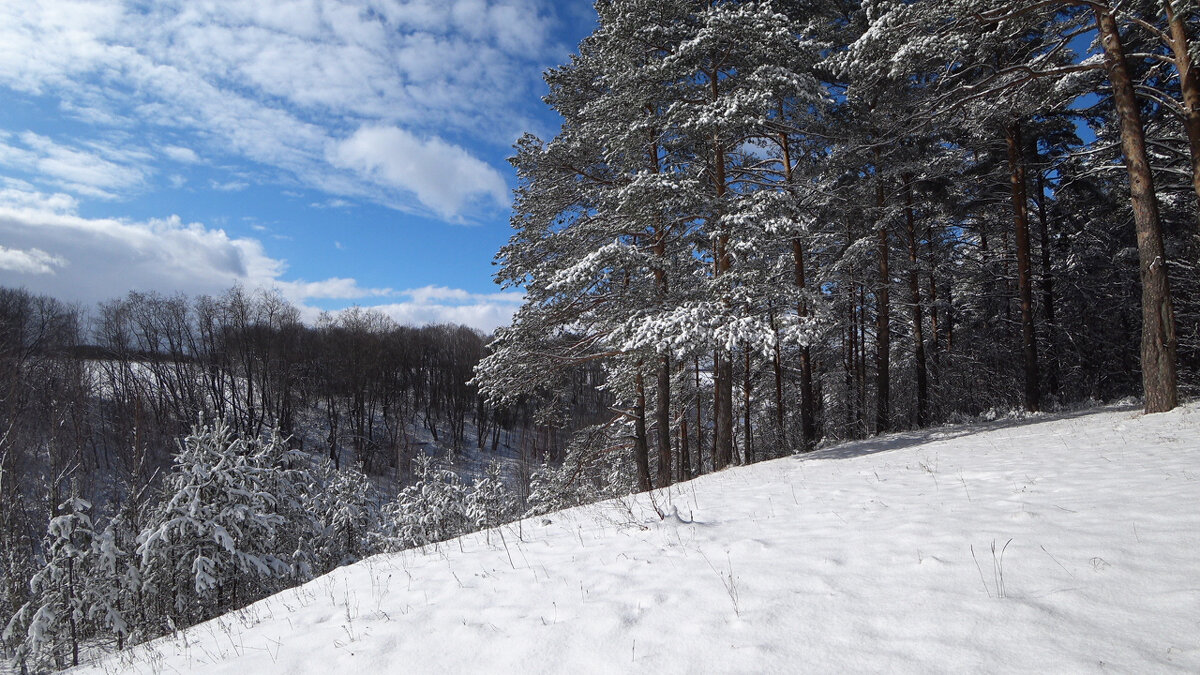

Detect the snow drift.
[{"left": 76, "top": 403, "right": 1200, "bottom": 673}]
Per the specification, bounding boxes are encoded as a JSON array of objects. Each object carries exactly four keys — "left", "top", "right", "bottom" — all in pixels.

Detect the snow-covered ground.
[{"left": 76, "top": 403, "right": 1200, "bottom": 673}]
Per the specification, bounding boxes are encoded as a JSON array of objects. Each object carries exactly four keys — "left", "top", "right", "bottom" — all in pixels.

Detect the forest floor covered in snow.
[{"left": 75, "top": 403, "right": 1200, "bottom": 673}]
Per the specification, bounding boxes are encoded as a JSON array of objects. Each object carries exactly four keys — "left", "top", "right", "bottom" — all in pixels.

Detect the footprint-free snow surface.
[{"left": 80, "top": 404, "right": 1200, "bottom": 673}]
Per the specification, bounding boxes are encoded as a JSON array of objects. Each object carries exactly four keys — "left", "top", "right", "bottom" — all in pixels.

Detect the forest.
[
  {"left": 0, "top": 285, "right": 604, "bottom": 670},
  {"left": 477, "top": 0, "right": 1200, "bottom": 490},
  {"left": 3, "top": 0, "right": 1200, "bottom": 671}
]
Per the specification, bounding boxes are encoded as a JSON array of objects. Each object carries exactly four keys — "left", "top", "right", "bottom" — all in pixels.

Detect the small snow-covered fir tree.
[
  {"left": 308, "top": 460, "right": 382, "bottom": 569},
  {"left": 137, "top": 421, "right": 303, "bottom": 624},
  {"left": 525, "top": 423, "right": 637, "bottom": 516},
  {"left": 465, "top": 461, "right": 518, "bottom": 532},
  {"left": 382, "top": 454, "right": 469, "bottom": 550},
  {"left": 4, "top": 497, "right": 98, "bottom": 670}
]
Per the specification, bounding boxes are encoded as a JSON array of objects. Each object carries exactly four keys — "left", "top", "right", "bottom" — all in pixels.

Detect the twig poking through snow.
[{"left": 971, "top": 545, "right": 992, "bottom": 598}]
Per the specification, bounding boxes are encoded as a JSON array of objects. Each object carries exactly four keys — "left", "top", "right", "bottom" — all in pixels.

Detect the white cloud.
[
  {"left": 210, "top": 179, "right": 249, "bottom": 192},
  {"left": 0, "top": 0, "right": 574, "bottom": 220},
  {"left": 0, "top": 246, "right": 66, "bottom": 275},
  {"left": 0, "top": 191, "right": 279, "bottom": 304},
  {"left": 278, "top": 277, "right": 394, "bottom": 301},
  {"left": 405, "top": 285, "right": 524, "bottom": 305},
  {"left": 0, "top": 131, "right": 147, "bottom": 199},
  {"left": 163, "top": 145, "right": 199, "bottom": 163},
  {"left": 356, "top": 284, "right": 525, "bottom": 333},
  {"left": 310, "top": 198, "right": 352, "bottom": 209},
  {"left": 330, "top": 126, "right": 509, "bottom": 219},
  {"left": 0, "top": 187, "right": 517, "bottom": 332},
  {"left": 367, "top": 301, "right": 519, "bottom": 334}
]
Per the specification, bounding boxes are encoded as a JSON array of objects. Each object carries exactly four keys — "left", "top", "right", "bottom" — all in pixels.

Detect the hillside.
[{"left": 76, "top": 404, "right": 1200, "bottom": 673}]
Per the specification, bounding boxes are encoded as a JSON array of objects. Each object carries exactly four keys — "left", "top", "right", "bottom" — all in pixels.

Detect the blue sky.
[{"left": 0, "top": 0, "right": 596, "bottom": 332}]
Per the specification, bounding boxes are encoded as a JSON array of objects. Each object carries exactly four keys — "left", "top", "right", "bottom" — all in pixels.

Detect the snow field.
[{"left": 77, "top": 403, "right": 1200, "bottom": 673}]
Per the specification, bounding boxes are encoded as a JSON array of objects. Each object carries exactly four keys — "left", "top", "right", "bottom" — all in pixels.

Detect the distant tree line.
[{"left": 0, "top": 284, "right": 610, "bottom": 671}]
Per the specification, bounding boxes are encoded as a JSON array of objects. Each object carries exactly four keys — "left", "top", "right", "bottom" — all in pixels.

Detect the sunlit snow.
[{"left": 77, "top": 403, "right": 1200, "bottom": 673}]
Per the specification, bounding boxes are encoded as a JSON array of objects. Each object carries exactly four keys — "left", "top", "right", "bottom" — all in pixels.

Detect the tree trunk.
[
  {"left": 1004, "top": 121, "right": 1040, "bottom": 412},
  {"left": 844, "top": 302, "right": 856, "bottom": 436},
  {"left": 1035, "top": 170, "right": 1060, "bottom": 397},
  {"left": 679, "top": 361, "right": 691, "bottom": 482},
  {"left": 782, "top": 132, "right": 816, "bottom": 449},
  {"left": 743, "top": 348, "right": 752, "bottom": 464},
  {"left": 634, "top": 369, "right": 652, "bottom": 491},
  {"left": 794, "top": 239, "right": 817, "bottom": 449},
  {"left": 694, "top": 355, "right": 704, "bottom": 475},
  {"left": 903, "top": 174, "right": 928, "bottom": 426},
  {"left": 926, "top": 232, "right": 940, "bottom": 401},
  {"left": 769, "top": 302, "right": 785, "bottom": 442},
  {"left": 713, "top": 129, "right": 734, "bottom": 469},
  {"left": 715, "top": 347, "right": 733, "bottom": 469},
  {"left": 655, "top": 355, "right": 672, "bottom": 487},
  {"left": 650, "top": 142, "right": 672, "bottom": 487},
  {"left": 1096, "top": 8, "right": 1178, "bottom": 413},
  {"left": 1163, "top": 0, "right": 1200, "bottom": 224},
  {"left": 874, "top": 153, "right": 891, "bottom": 434}
]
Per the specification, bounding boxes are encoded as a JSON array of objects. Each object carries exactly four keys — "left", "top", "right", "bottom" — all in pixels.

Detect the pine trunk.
[
  {"left": 694, "top": 356, "right": 705, "bottom": 475},
  {"left": 634, "top": 370, "right": 652, "bottom": 491},
  {"left": 874, "top": 153, "right": 891, "bottom": 434},
  {"left": 1096, "top": 8, "right": 1179, "bottom": 413},
  {"left": 782, "top": 133, "right": 816, "bottom": 449},
  {"left": 1005, "top": 121, "right": 1040, "bottom": 412},
  {"left": 655, "top": 356, "right": 672, "bottom": 487},
  {"left": 794, "top": 239, "right": 816, "bottom": 449},
  {"left": 1163, "top": 0, "right": 1200, "bottom": 225},
  {"left": 679, "top": 362, "right": 692, "bottom": 481},
  {"left": 743, "top": 348, "right": 752, "bottom": 464},
  {"left": 650, "top": 143, "right": 673, "bottom": 487},
  {"left": 713, "top": 126, "right": 734, "bottom": 468},
  {"left": 1035, "top": 170, "right": 1061, "bottom": 397},
  {"left": 903, "top": 174, "right": 928, "bottom": 426}
]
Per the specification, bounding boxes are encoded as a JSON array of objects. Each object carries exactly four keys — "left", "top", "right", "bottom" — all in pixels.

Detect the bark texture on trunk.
[
  {"left": 649, "top": 142, "right": 673, "bottom": 486},
  {"left": 1036, "top": 170, "right": 1060, "bottom": 397},
  {"left": 679, "top": 360, "right": 691, "bottom": 482},
  {"left": 634, "top": 369, "right": 652, "bottom": 491},
  {"left": 903, "top": 174, "right": 928, "bottom": 426},
  {"left": 713, "top": 128, "right": 734, "bottom": 468},
  {"left": 874, "top": 153, "right": 890, "bottom": 434},
  {"left": 1097, "top": 8, "right": 1178, "bottom": 413},
  {"left": 782, "top": 132, "right": 816, "bottom": 449},
  {"left": 655, "top": 356, "right": 672, "bottom": 487},
  {"left": 743, "top": 348, "right": 752, "bottom": 464},
  {"left": 1163, "top": 0, "right": 1200, "bottom": 223},
  {"left": 1005, "top": 122, "right": 1040, "bottom": 413},
  {"left": 694, "top": 355, "right": 704, "bottom": 476},
  {"left": 794, "top": 239, "right": 817, "bottom": 449}
]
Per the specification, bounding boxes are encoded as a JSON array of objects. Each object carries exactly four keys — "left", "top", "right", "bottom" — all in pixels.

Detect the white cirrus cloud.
[
  {"left": 0, "top": 131, "right": 148, "bottom": 199},
  {"left": 329, "top": 126, "right": 509, "bottom": 219},
  {"left": 163, "top": 145, "right": 199, "bottom": 163},
  {"left": 0, "top": 0, "right": 575, "bottom": 220},
  {"left": 405, "top": 284, "right": 524, "bottom": 305}
]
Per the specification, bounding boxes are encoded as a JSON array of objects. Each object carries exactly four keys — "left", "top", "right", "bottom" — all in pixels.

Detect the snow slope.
[{"left": 77, "top": 404, "right": 1200, "bottom": 673}]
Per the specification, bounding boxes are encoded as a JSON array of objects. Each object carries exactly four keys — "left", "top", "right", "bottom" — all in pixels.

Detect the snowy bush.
[
  {"left": 308, "top": 460, "right": 383, "bottom": 569},
  {"left": 137, "top": 421, "right": 309, "bottom": 625},
  {"left": 465, "top": 461, "right": 519, "bottom": 532},
  {"left": 526, "top": 424, "right": 637, "bottom": 516},
  {"left": 382, "top": 454, "right": 469, "bottom": 550},
  {"left": 1, "top": 497, "right": 140, "bottom": 672}
]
